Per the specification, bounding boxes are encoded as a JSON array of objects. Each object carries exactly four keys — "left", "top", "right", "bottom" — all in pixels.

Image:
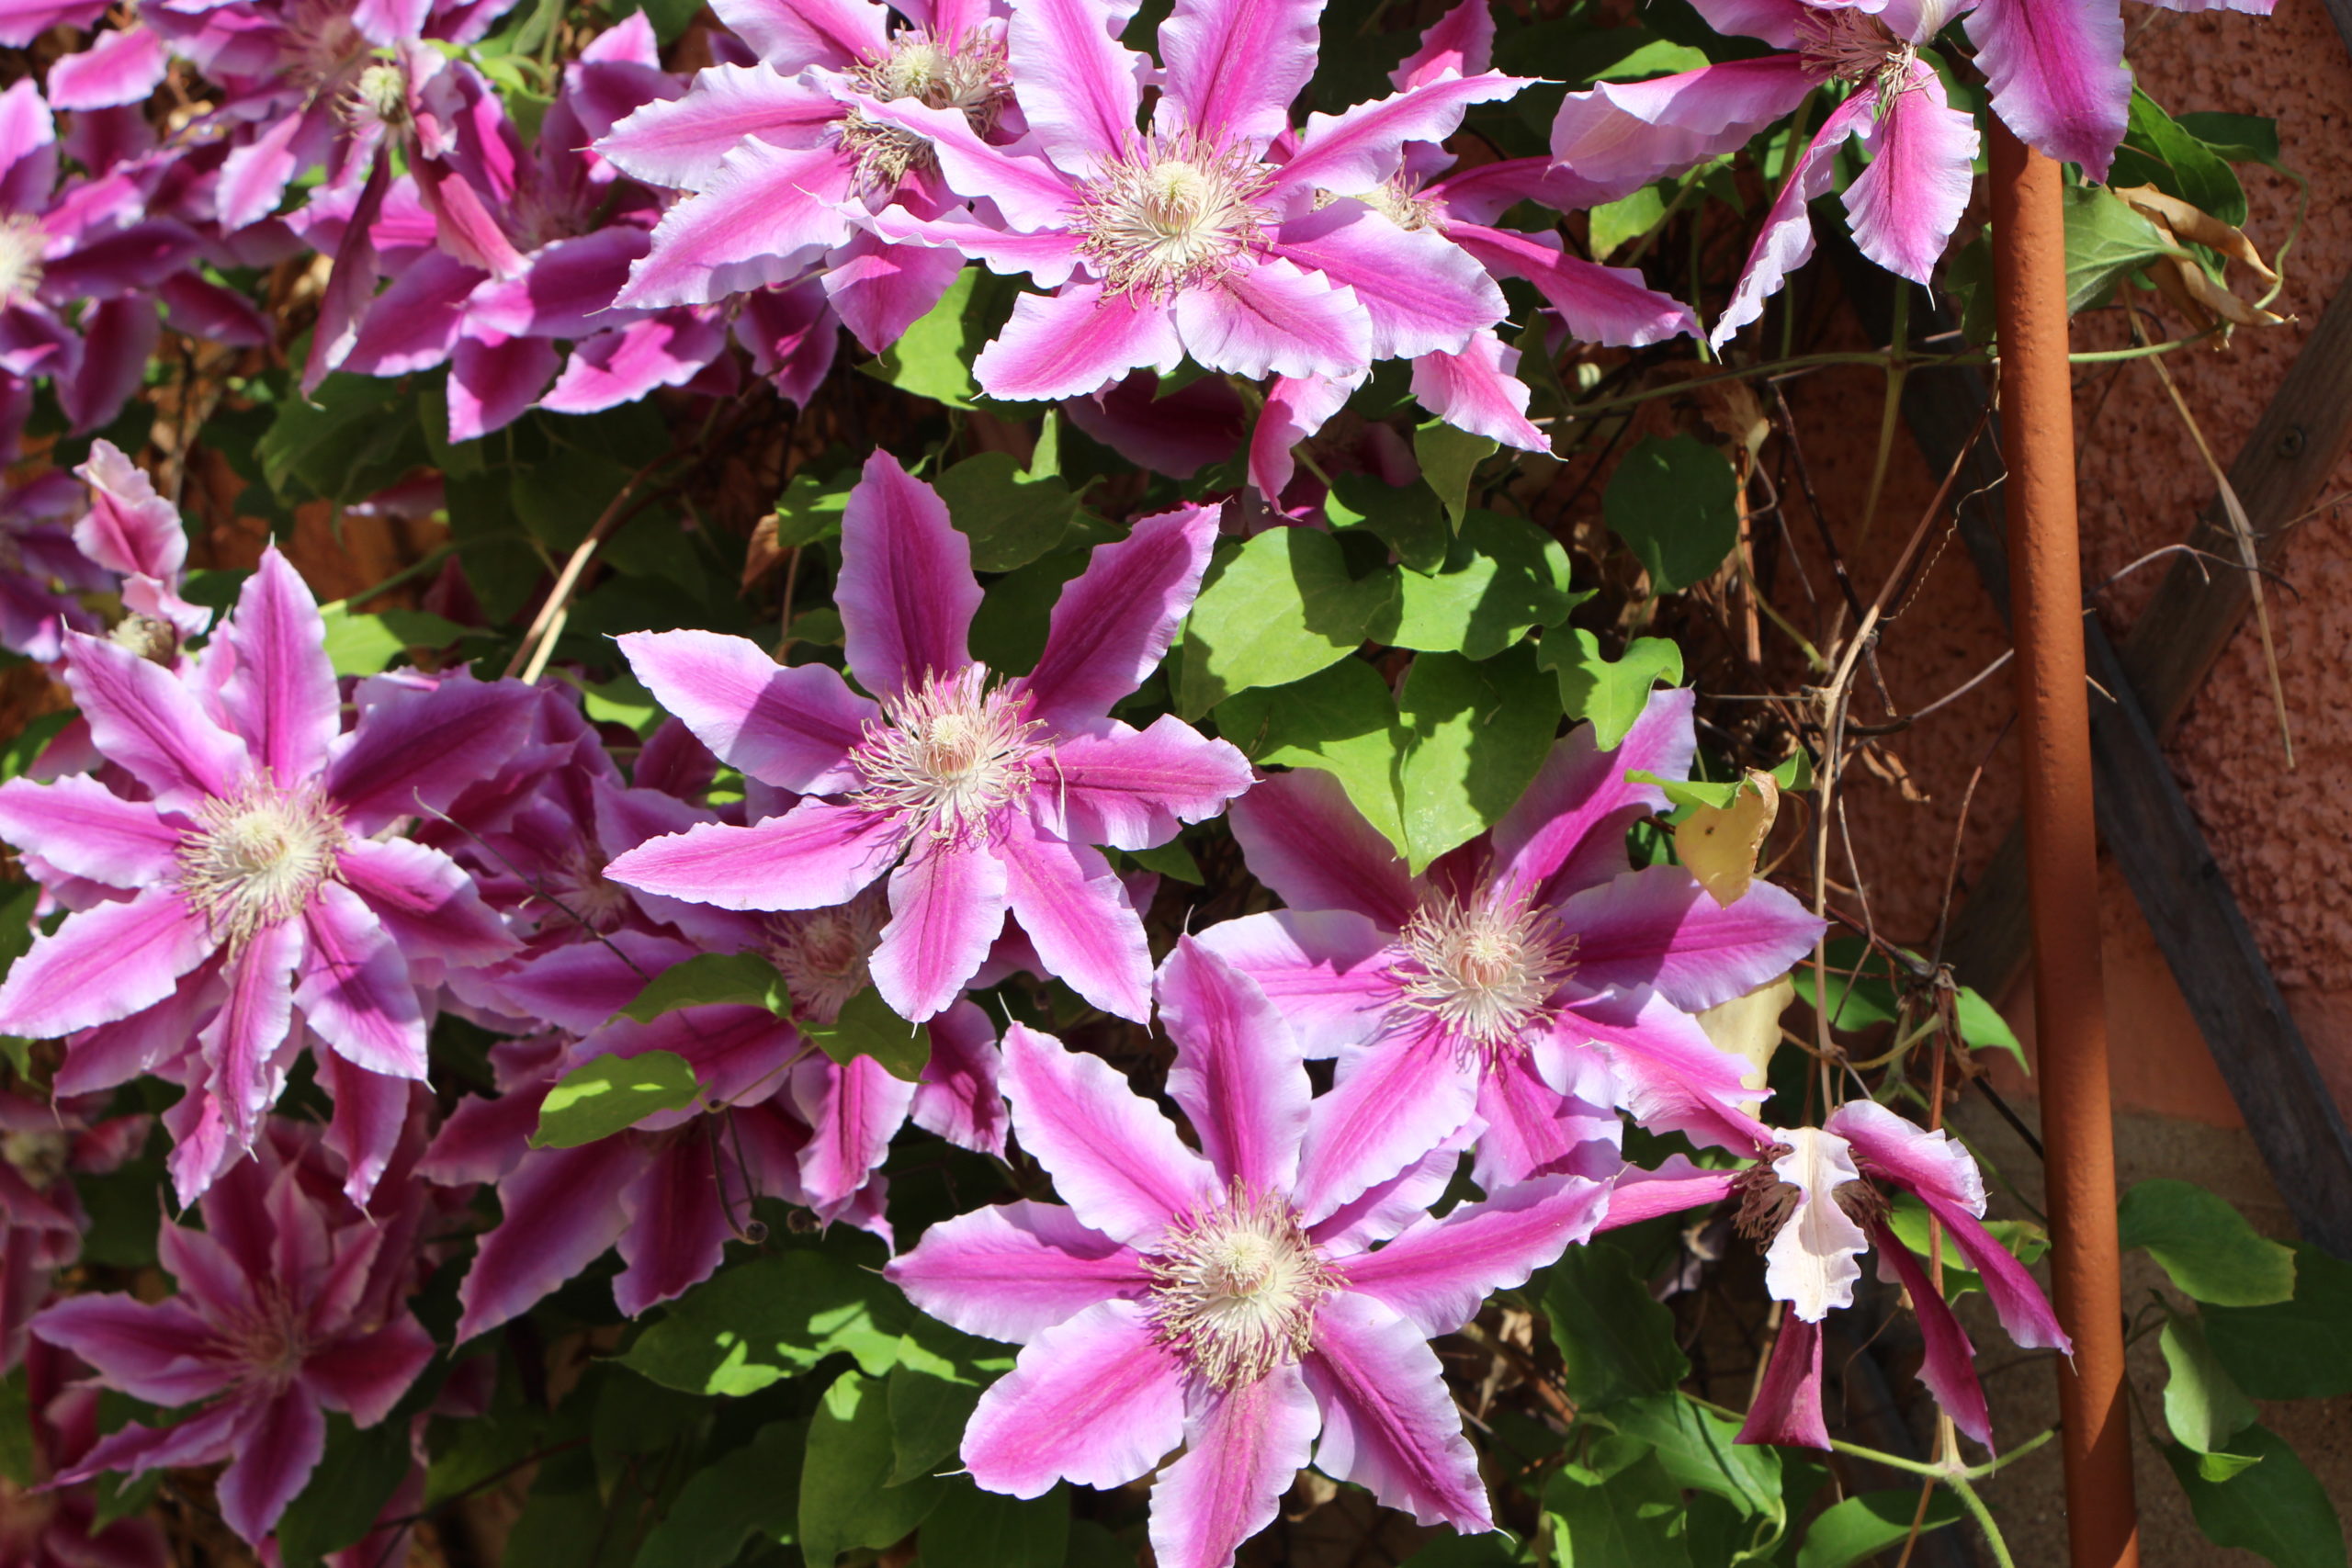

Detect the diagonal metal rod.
[{"left": 1989, "top": 123, "right": 2140, "bottom": 1568}]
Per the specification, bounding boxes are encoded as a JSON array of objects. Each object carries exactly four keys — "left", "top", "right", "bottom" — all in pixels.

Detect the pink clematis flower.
[
  {"left": 1, "top": 1337, "right": 172, "bottom": 1568},
  {"left": 0, "top": 547, "right": 533, "bottom": 1202},
  {"left": 1197, "top": 687, "right": 1824, "bottom": 1193},
  {"left": 1550, "top": 0, "right": 1978, "bottom": 350},
  {"left": 837, "top": 0, "right": 1527, "bottom": 400},
  {"left": 888, "top": 940, "right": 1610, "bottom": 1568},
  {"left": 29, "top": 1125, "right": 437, "bottom": 1546},
  {"left": 606, "top": 451, "right": 1252, "bottom": 1022},
  {"left": 0, "top": 468, "right": 106, "bottom": 662},
  {"left": 0, "top": 1090, "right": 149, "bottom": 1372}
]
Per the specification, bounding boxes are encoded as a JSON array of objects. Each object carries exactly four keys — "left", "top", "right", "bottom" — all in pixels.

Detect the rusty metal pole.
[{"left": 1988, "top": 121, "right": 2141, "bottom": 1568}]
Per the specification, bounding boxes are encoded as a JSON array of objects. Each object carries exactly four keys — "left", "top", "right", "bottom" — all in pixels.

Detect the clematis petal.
[
  {"left": 1555, "top": 991, "right": 1773, "bottom": 1155},
  {"left": 615, "top": 141, "right": 855, "bottom": 308},
  {"left": 1271, "top": 73, "right": 1528, "bottom": 199},
  {"left": 468, "top": 229, "right": 654, "bottom": 343},
  {"left": 1843, "top": 62, "right": 1977, "bottom": 286},
  {"left": 999, "top": 1022, "right": 1218, "bottom": 1247},
  {"left": 1249, "top": 370, "right": 1357, "bottom": 497},
  {"left": 340, "top": 251, "right": 480, "bottom": 377},
  {"left": 74, "top": 437, "right": 185, "bottom": 580},
  {"left": 974, "top": 283, "right": 1184, "bottom": 403},
  {"left": 447, "top": 333, "right": 561, "bottom": 441},
  {"left": 1736, "top": 1314, "right": 1829, "bottom": 1448},
  {"left": 295, "top": 883, "right": 426, "bottom": 1080},
  {"left": 607, "top": 799, "right": 909, "bottom": 912},
  {"left": 337, "top": 836, "right": 519, "bottom": 968},
  {"left": 841, "top": 95, "right": 1080, "bottom": 230},
  {"left": 454, "top": 1140, "right": 650, "bottom": 1341},
  {"left": 711, "top": 0, "right": 890, "bottom": 71},
  {"left": 62, "top": 632, "right": 248, "bottom": 812},
  {"left": 1963, "top": 0, "right": 2129, "bottom": 180},
  {"left": 47, "top": 24, "right": 166, "bottom": 109},
  {"left": 616, "top": 628, "right": 873, "bottom": 793},
  {"left": 215, "top": 1388, "right": 327, "bottom": 1544},
  {"left": 219, "top": 549, "right": 339, "bottom": 782},
  {"left": 1548, "top": 57, "right": 1815, "bottom": 200},
  {"left": 1010, "top": 0, "right": 1148, "bottom": 177},
  {"left": 838, "top": 452, "right": 981, "bottom": 698},
  {"left": 822, "top": 227, "right": 968, "bottom": 353},
  {"left": 594, "top": 63, "right": 842, "bottom": 190},
  {"left": 198, "top": 918, "right": 302, "bottom": 1159},
  {"left": 542, "top": 311, "right": 730, "bottom": 413},
  {"left": 1392, "top": 0, "right": 1495, "bottom": 86},
  {"left": 1600, "top": 1154, "right": 1739, "bottom": 1231},
  {"left": 1342, "top": 1173, "right": 1608, "bottom": 1337},
  {"left": 0, "top": 886, "right": 214, "bottom": 1041},
  {"left": 1154, "top": 0, "right": 1324, "bottom": 150},
  {"left": 1294, "top": 1025, "right": 1480, "bottom": 1225},
  {"left": 1868, "top": 1217, "right": 1991, "bottom": 1444},
  {"left": 1491, "top": 687, "right": 1695, "bottom": 906},
  {"left": 1763, "top": 1128, "right": 1868, "bottom": 1320},
  {"left": 1227, "top": 767, "right": 1419, "bottom": 928},
  {"left": 998, "top": 817, "right": 1150, "bottom": 1021},
  {"left": 29, "top": 1293, "right": 227, "bottom": 1406},
  {"left": 1172, "top": 258, "right": 1373, "bottom": 382},
  {"left": 1553, "top": 865, "right": 1825, "bottom": 1014},
  {"left": 792, "top": 1053, "right": 920, "bottom": 1218},
  {"left": 858, "top": 203, "right": 1090, "bottom": 288},
  {"left": 1309, "top": 1124, "right": 1474, "bottom": 1254},
  {"left": 1021, "top": 500, "right": 1219, "bottom": 729},
  {"left": 0, "top": 773, "right": 178, "bottom": 888},
  {"left": 614, "top": 1135, "right": 745, "bottom": 1317},
  {"left": 1470, "top": 1049, "right": 1623, "bottom": 1189},
  {"left": 1304, "top": 1291, "right": 1492, "bottom": 1531},
  {"left": 886, "top": 1199, "right": 1149, "bottom": 1343},
  {"left": 1268, "top": 204, "right": 1501, "bottom": 361},
  {"left": 1822, "top": 1100, "right": 1984, "bottom": 1213},
  {"left": 325, "top": 676, "right": 536, "bottom": 834},
  {"left": 871, "top": 833, "right": 1010, "bottom": 1021},
  {"left": 1157, "top": 938, "right": 1310, "bottom": 1195},
  {"left": 1193, "top": 909, "right": 1396, "bottom": 1056},
  {"left": 910, "top": 998, "right": 1008, "bottom": 1156},
  {"left": 1447, "top": 222, "right": 1699, "bottom": 347},
  {"left": 1708, "top": 95, "right": 1872, "bottom": 352},
  {"left": 300, "top": 1314, "right": 434, "bottom": 1427},
  {"left": 1046, "top": 716, "right": 1254, "bottom": 852},
  {"left": 1411, "top": 333, "right": 1547, "bottom": 455},
  {"left": 315, "top": 1050, "right": 413, "bottom": 1207},
  {"left": 1150, "top": 1364, "right": 1322, "bottom": 1568},
  {"left": 962, "top": 1298, "right": 1186, "bottom": 1495}
]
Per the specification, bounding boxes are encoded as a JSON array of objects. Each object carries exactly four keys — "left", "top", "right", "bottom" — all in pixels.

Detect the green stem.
[{"left": 1946, "top": 1472, "right": 2020, "bottom": 1568}]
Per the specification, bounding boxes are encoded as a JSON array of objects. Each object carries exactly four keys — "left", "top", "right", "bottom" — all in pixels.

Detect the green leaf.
[
  {"left": 1615, "top": 1393, "right": 1781, "bottom": 1523},
  {"left": 1387, "top": 513, "right": 1586, "bottom": 661},
  {"left": 1533, "top": 629, "right": 1683, "bottom": 751},
  {"left": 0, "top": 1367, "right": 31, "bottom": 1487},
  {"left": 2163, "top": 1425, "right": 2346, "bottom": 1568},
  {"left": 2063, "top": 185, "right": 2190, "bottom": 315},
  {"left": 2205, "top": 1245, "right": 2352, "bottom": 1400},
  {"left": 1327, "top": 471, "right": 1450, "bottom": 573},
  {"left": 2176, "top": 112, "right": 2284, "bottom": 168},
  {"left": 1395, "top": 645, "right": 1561, "bottom": 871},
  {"left": 802, "top": 1371, "right": 947, "bottom": 1566},
  {"left": 2160, "top": 1313, "right": 2258, "bottom": 1455},
  {"left": 1793, "top": 1489, "right": 1964, "bottom": 1568},
  {"left": 618, "top": 953, "right": 790, "bottom": 1023},
  {"left": 936, "top": 451, "right": 1082, "bottom": 572},
  {"left": 1590, "top": 184, "right": 1671, "bottom": 262},
  {"left": 276, "top": 1415, "right": 414, "bottom": 1568},
  {"left": 774, "top": 470, "right": 854, "bottom": 547},
  {"left": 800, "top": 986, "right": 930, "bottom": 1082},
  {"left": 2118, "top": 1179, "right": 2296, "bottom": 1306},
  {"left": 622, "top": 1245, "right": 910, "bottom": 1396},
  {"left": 1213, "top": 659, "right": 1408, "bottom": 853},
  {"left": 1626, "top": 769, "right": 1744, "bottom": 812},
  {"left": 1414, "top": 421, "right": 1498, "bottom": 524},
  {"left": 1126, "top": 838, "right": 1202, "bottom": 884},
  {"left": 1953, "top": 985, "right": 2024, "bottom": 1066},
  {"left": 92, "top": 1469, "right": 164, "bottom": 1533},
  {"left": 318, "top": 603, "right": 472, "bottom": 676},
  {"left": 1540, "top": 1239, "right": 1689, "bottom": 1409},
  {"left": 1602, "top": 434, "right": 1740, "bottom": 593},
  {"left": 918, "top": 1481, "right": 1070, "bottom": 1568},
  {"left": 0, "top": 711, "right": 71, "bottom": 781},
  {"left": 259, "top": 373, "right": 425, "bottom": 503},
  {"left": 1396, "top": 1536, "right": 1524, "bottom": 1568},
  {"left": 1175, "top": 529, "right": 1397, "bottom": 717},
  {"left": 635, "top": 1420, "right": 808, "bottom": 1568},
  {"left": 865, "top": 269, "right": 986, "bottom": 408},
  {"left": 530, "top": 1050, "right": 702, "bottom": 1148},
  {"left": 2111, "top": 87, "right": 2247, "bottom": 227},
  {"left": 1544, "top": 1446, "right": 1693, "bottom": 1568}
]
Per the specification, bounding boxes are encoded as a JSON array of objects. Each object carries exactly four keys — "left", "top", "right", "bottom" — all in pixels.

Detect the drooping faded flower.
[
  {"left": 888, "top": 940, "right": 1608, "bottom": 1568},
  {"left": 607, "top": 451, "right": 1252, "bottom": 1022},
  {"left": 0, "top": 547, "right": 532, "bottom": 1201},
  {"left": 1198, "top": 688, "right": 1823, "bottom": 1192}
]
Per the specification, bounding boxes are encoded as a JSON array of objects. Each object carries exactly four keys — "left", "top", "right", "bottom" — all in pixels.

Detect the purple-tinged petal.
[
  {"left": 820, "top": 227, "right": 968, "bottom": 352},
  {"left": 0, "top": 773, "right": 177, "bottom": 887},
  {"left": 860, "top": 202, "right": 1089, "bottom": 289},
  {"left": 838, "top": 451, "right": 980, "bottom": 698},
  {"left": 295, "top": 883, "right": 426, "bottom": 1080},
  {"left": 616, "top": 628, "right": 872, "bottom": 792},
  {"left": 1271, "top": 73, "right": 1529, "bottom": 199},
  {"left": 215, "top": 1388, "right": 327, "bottom": 1544},
  {"left": 1193, "top": 908, "right": 1397, "bottom": 1056},
  {"left": 338, "top": 836, "right": 517, "bottom": 967},
  {"left": 910, "top": 998, "right": 1007, "bottom": 1155},
  {"left": 468, "top": 228, "right": 651, "bottom": 340},
  {"left": 974, "top": 282, "right": 1183, "bottom": 403},
  {"left": 1491, "top": 685, "right": 1694, "bottom": 905},
  {"left": 29, "top": 1293, "right": 226, "bottom": 1405},
  {"left": 1762, "top": 1127, "right": 1867, "bottom": 1319},
  {"left": 1000, "top": 1022, "right": 1217, "bottom": 1247},
  {"left": 1868, "top": 1216, "right": 1990, "bottom": 1444},
  {"left": 341, "top": 250, "right": 481, "bottom": 376},
  {"left": 614, "top": 1135, "right": 743, "bottom": 1316},
  {"left": 220, "top": 548, "right": 338, "bottom": 781},
  {"left": 1063, "top": 368, "right": 1250, "bottom": 479},
  {"left": 1843, "top": 63, "right": 1977, "bottom": 285},
  {"left": 870, "top": 832, "right": 1008, "bottom": 1020},
  {"left": 0, "top": 886, "right": 213, "bottom": 1040},
  {"left": 842, "top": 95, "right": 1080, "bottom": 230},
  {"left": 609, "top": 799, "right": 909, "bottom": 913},
  {"left": 159, "top": 273, "right": 272, "bottom": 348},
  {"left": 1598, "top": 1154, "right": 1736, "bottom": 1232},
  {"left": 792, "top": 1052, "right": 920, "bottom": 1217},
  {"left": 998, "top": 816, "right": 1150, "bottom": 1021},
  {"left": 961, "top": 1297, "right": 1186, "bottom": 1496},
  {"left": 455, "top": 1139, "right": 650, "bottom": 1340},
  {"left": 1548, "top": 56, "right": 1815, "bottom": 201},
  {"left": 198, "top": 917, "right": 301, "bottom": 1154},
  {"left": 1469, "top": 1048, "right": 1622, "bottom": 1189},
  {"left": 741, "top": 276, "right": 842, "bottom": 399},
  {"left": 62, "top": 632, "right": 248, "bottom": 811},
  {"left": 1154, "top": 0, "right": 1322, "bottom": 150},
  {"left": 1343, "top": 1173, "right": 1607, "bottom": 1336},
  {"left": 1268, "top": 204, "right": 1500, "bottom": 360},
  {"left": 53, "top": 1398, "right": 246, "bottom": 1493},
  {"left": 887, "top": 1199, "right": 1148, "bottom": 1343},
  {"left": 480, "top": 934, "right": 698, "bottom": 1033},
  {"left": 48, "top": 26, "right": 164, "bottom": 111},
  {"left": 542, "top": 310, "right": 729, "bottom": 413},
  {"left": 1227, "top": 767, "right": 1417, "bottom": 928},
  {"left": 1963, "top": 0, "right": 2128, "bottom": 179},
  {"left": 302, "top": 150, "right": 390, "bottom": 394},
  {"left": 1686, "top": 0, "right": 1805, "bottom": 43},
  {"left": 1304, "top": 1291, "right": 1491, "bottom": 1530},
  {"left": 59, "top": 297, "right": 157, "bottom": 435},
  {"left": 1392, "top": 0, "right": 1494, "bottom": 87},
  {"left": 1448, "top": 222, "right": 1698, "bottom": 347},
  {"left": 0, "top": 0, "right": 105, "bottom": 48},
  {"left": 1556, "top": 991, "right": 1773, "bottom": 1154},
  {"left": 1412, "top": 333, "right": 1546, "bottom": 454},
  {"left": 1708, "top": 96, "right": 1871, "bottom": 352},
  {"left": 447, "top": 333, "right": 560, "bottom": 441},
  {"left": 1010, "top": 0, "right": 1148, "bottom": 177},
  {"left": 326, "top": 676, "right": 536, "bottom": 834},
  {"left": 595, "top": 63, "right": 842, "bottom": 190},
  {"left": 711, "top": 0, "right": 889, "bottom": 71},
  {"left": 299, "top": 1314, "right": 433, "bottom": 1426},
  {"left": 1173, "top": 258, "right": 1373, "bottom": 382},
  {"left": 1737, "top": 1315, "right": 1828, "bottom": 1448},
  {"left": 420, "top": 1085, "right": 541, "bottom": 1185},
  {"left": 1250, "top": 370, "right": 1355, "bottom": 497},
  {"left": 1309, "top": 1123, "right": 1472, "bottom": 1255},
  {"left": 1047, "top": 716, "right": 1253, "bottom": 852},
  {"left": 73, "top": 437, "right": 185, "bottom": 580},
  {"left": 1920, "top": 1195, "right": 2071, "bottom": 1354},
  {"left": 1020, "top": 500, "right": 1217, "bottom": 728},
  {"left": 316, "top": 1049, "right": 413, "bottom": 1206},
  {"left": 1294, "top": 1026, "right": 1479, "bottom": 1225},
  {"left": 1555, "top": 866, "right": 1824, "bottom": 1013},
  {"left": 1151, "top": 1364, "right": 1321, "bottom": 1568},
  {"left": 46, "top": 222, "right": 199, "bottom": 300},
  {"left": 615, "top": 141, "right": 855, "bottom": 308},
  {"left": 1158, "top": 937, "right": 1310, "bottom": 1194},
  {"left": 56, "top": 962, "right": 215, "bottom": 1097}
]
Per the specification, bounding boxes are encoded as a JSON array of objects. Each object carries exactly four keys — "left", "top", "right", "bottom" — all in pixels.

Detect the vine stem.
[{"left": 1947, "top": 1472, "right": 2021, "bottom": 1568}]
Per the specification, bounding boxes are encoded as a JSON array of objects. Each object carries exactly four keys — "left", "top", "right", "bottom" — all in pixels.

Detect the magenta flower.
[
  {"left": 30, "top": 1128, "right": 436, "bottom": 1546},
  {"left": 0, "top": 468, "right": 105, "bottom": 662},
  {"left": 888, "top": 940, "right": 1609, "bottom": 1568},
  {"left": 1, "top": 1337, "right": 172, "bottom": 1568},
  {"left": 0, "top": 547, "right": 532, "bottom": 1202},
  {"left": 1550, "top": 0, "right": 1978, "bottom": 349},
  {"left": 72, "top": 439, "right": 210, "bottom": 648},
  {"left": 839, "top": 0, "right": 1525, "bottom": 400},
  {"left": 607, "top": 451, "right": 1252, "bottom": 1022},
  {"left": 0, "top": 1090, "right": 148, "bottom": 1371},
  {"left": 1198, "top": 688, "right": 1824, "bottom": 1194}
]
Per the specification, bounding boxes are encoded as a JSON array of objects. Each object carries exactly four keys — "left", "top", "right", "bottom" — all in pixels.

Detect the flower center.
[
  {"left": 2, "top": 1127, "right": 68, "bottom": 1187},
  {"left": 1733, "top": 1138, "right": 1890, "bottom": 1246},
  {"left": 766, "top": 886, "right": 888, "bottom": 1024},
  {"left": 1794, "top": 7, "right": 1915, "bottom": 90},
  {"left": 841, "top": 28, "right": 1012, "bottom": 187},
  {"left": 175, "top": 777, "right": 347, "bottom": 946},
  {"left": 1391, "top": 888, "right": 1578, "bottom": 1057},
  {"left": 0, "top": 215, "right": 46, "bottom": 308},
  {"left": 1146, "top": 1181, "right": 1335, "bottom": 1388},
  {"left": 1074, "top": 133, "right": 1273, "bottom": 299},
  {"left": 852, "top": 665, "right": 1040, "bottom": 840},
  {"left": 1351, "top": 176, "right": 1441, "bottom": 232},
  {"left": 229, "top": 1292, "right": 310, "bottom": 1388}
]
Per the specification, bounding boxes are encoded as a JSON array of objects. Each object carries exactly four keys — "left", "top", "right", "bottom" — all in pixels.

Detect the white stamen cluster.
[
  {"left": 1073, "top": 133, "right": 1274, "bottom": 299},
  {"left": 842, "top": 28, "right": 1012, "bottom": 187},
  {"left": 1794, "top": 8, "right": 1917, "bottom": 113},
  {"left": 1355, "top": 176, "right": 1442, "bottom": 233},
  {"left": 1146, "top": 1181, "right": 1335, "bottom": 1388},
  {"left": 547, "top": 844, "right": 633, "bottom": 933},
  {"left": 766, "top": 886, "right": 888, "bottom": 1024},
  {"left": 0, "top": 213, "right": 47, "bottom": 308},
  {"left": 337, "top": 60, "right": 410, "bottom": 132},
  {"left": 175, "top": 777, "right": 347, "bottom": 947},
  {"left": 851, "top": 665, "right": 1041, "bottom": 841},
  {"left": 1391, "top": 888, "right": 1578, "bottom": 1058}
]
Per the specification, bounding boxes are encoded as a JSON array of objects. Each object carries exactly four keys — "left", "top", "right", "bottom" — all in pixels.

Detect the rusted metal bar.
[{"left": 1989, "top": 123, "right": 2140, "bottom": 1568}]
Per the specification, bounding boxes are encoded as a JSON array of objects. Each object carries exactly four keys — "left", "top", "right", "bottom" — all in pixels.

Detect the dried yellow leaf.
[
  {"left": 1697, "top": 974, "right": 1797, "bottom": 1116},
  {"left": 1676, "top": 769, "right": 1780, "bottom": 907}
]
